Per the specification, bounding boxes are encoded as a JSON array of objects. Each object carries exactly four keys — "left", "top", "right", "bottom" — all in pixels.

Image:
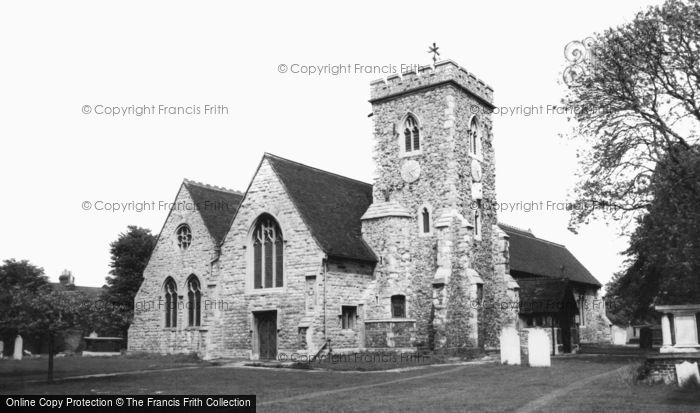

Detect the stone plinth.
[{"left": 642, "top": 353, "right": 700, "bottom": 385}]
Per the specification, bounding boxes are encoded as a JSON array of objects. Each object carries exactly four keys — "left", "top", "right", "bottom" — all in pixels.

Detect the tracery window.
[
  {"left": 187, "top": 275, "right": 201, "bottom": 327},
  {"left": 252, "top": 215, "right": 284, "bottom": 289},
  {"left": 403, "top": 114, "right": 420, "bottom": 153},
  {"left": 176, "top": 224, "right": 192, "bottom": 250},
  {"left": 164, "top": 278, "right": 177, "bottom": 328}
]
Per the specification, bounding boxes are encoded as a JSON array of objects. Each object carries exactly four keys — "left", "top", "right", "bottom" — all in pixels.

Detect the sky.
[{"left": 0, "top": 0, "right": 665, "bottom": 288}]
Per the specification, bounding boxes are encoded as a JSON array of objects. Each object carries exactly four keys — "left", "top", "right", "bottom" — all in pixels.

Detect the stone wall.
[
  {"left": 577, "top": 286, "right": 611, "bottom": 344},
  {"left": 213, "top": 159, "right": 327, "bottom": 359},
  {"left": 365, "top": 320, "right": 417, "bottom": 349},
  {"left": 641, "top": 354, "right": 700, "bottom": 384},
  {"left": 365, "top": 60, "right": 517, "bottom": 352},
  {"left": 324, "top": 259, "right": 375, "bottom": 351},
  {"left": 128, "top": 184, "right": 220, "bottom": 355}
]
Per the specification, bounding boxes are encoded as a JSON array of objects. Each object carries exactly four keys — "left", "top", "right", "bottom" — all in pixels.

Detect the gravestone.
[
  {"left": 675, "top": 361, "right": 700, "bottom": 387},
  {"left": 521, "top": 329, "right": 551, "bottom": 367},
  {"left": 13, "top": 335, "right": 23, "bottom": 360},
  {"left": 611, "top": 325, "right": 627, "bottom": 345},
  {"left": 500, "top": 326, "right": 521, "bottom": 365}
]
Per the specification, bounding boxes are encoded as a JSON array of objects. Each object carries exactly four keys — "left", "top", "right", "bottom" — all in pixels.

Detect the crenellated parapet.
[{"left": 369, "top": 60, "right": 494, "bottom": 107}]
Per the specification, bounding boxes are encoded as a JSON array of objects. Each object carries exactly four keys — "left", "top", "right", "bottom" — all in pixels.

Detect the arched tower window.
[
  {"left": 187, "top": 275, "right": 201, "bottom": 327},
  {"left": 403, "top": 114, "right": 420, "bottom": 154},
  {"left": 473, "top": 200, "right": 482, "bottom": 238},
  {"left": 252, "top": 214, "right": 284, "bottom": 289},
  {"left": 164, "top": 277, "right": 177, "bottom": 328},
  {"left": 421, "top": 207, "right": 430, "bottom": 234},
  {"left": 469, "top": 117, "right": 481, "bottom": 156}
]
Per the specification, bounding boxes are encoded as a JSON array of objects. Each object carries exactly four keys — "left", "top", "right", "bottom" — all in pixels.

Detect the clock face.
[
  {"left": 401, "top": 160, "right": 421, "bottom": 183},
  {"left": 471, "top": 160, "right": 483, "bottom": 182}
]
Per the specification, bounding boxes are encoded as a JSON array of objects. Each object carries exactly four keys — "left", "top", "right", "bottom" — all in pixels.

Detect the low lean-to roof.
[
  {"left": 517, "top": 278, "right": 579, "bottom": 315},
  {"left": 183, "top": 180, "right": 244, "bottom": 244},
  {"left": 498, "top": 223, "right": 601, "bottom": 287},
  {"left": 265, "top": 154, "right": 377, "bottom": 262}
]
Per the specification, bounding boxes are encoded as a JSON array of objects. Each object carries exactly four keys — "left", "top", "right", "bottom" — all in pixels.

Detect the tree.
[
  {"left": 605, "top": 147, "right": 700, "bottom": 323},
  {"left": 1, "top": 286, "right": 89, "bottom": 382},
  {"left": 0, "top": 260, "right": 49, "bottom": 352},
  {"left": 100, "top": 226, "right": 156, "bottom": 338},
  {"left": 563, "top": 0, "right": 700, "bottom": 231}
]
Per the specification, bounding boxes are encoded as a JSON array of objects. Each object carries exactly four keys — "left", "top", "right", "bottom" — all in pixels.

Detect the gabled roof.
[
  {"left": 265, "top": 154, "right": 377, "bottom": 262},
  {"left": 517, "top": 278, "right": 579, "bottom": 315},
  {"left": 498, "top": 223, "right": 601, "bottom": 287},
  {"left": 183, "top": 180, "right": 243, "bottom": 244}
]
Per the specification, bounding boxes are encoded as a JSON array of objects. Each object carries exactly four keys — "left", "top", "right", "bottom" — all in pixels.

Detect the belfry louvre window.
[
  {"left": 252, "top": 214, "right": 284, "bottom": 289},
  {"left": 391, "top": 295, "right": 406, "bottom": 318},
  {"left": 421, "top": 207, "right": 430, "bottom": 233},
  {"left": 469, "top": 117, "right": 481, "bottom": 156},
  {"left": 404, "top": 115, "right": 420, "bottom": 153},
  {"left": 187, "top": 275, "right": 201, "bottom": 327},
  {"left": 164, "top": 278, "right": 177, "bottom": 328}
]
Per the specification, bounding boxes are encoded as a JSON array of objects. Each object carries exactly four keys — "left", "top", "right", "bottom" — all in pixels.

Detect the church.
[{"left": 128, "top": 59, "right": 611, "bottom": 359}]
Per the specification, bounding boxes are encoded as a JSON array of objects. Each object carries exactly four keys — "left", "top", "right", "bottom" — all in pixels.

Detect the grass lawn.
[
  {"left": 1, "top": 354, "right": 698, "bottom": 412},
  {"left": 0, "top": 353, "right": 211, "bottom": 385}
]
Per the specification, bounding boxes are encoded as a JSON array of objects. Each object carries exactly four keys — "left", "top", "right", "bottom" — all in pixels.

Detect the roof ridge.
[
  {"left": 264, "top": 153, "right": 372, "bottom": 188},
  {"left": 498, "top": 222, "right": 534, "bottom": 235},
  {"left": 499, "top": 222, "right": 566, "bottom": 248},
  {"left": 183, "top": 179, "right": 243, "bottom": 196}
]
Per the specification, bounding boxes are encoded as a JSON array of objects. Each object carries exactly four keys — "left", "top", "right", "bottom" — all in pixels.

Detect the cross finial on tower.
[{"left": 428, "top": 42, "right": 440, "bottom": 64}]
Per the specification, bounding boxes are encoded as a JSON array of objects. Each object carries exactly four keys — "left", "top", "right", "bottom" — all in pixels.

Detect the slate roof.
[
  {"left": 184, "top": 180, "right": 244, "bottom": 244},
  {"left": 498, "top": 223, "right": 601, "bottom": 287},
  {"left": 265, "top": 154, "right": 377, "bottom": 262},
  {"left": 517, "top": 278, "right": 579, "bottom": 315}
]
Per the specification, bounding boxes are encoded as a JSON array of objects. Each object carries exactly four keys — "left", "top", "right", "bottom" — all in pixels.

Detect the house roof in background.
[
  {"left": 265, "top": 154, "right": 377, "bottom": 262},
  {"left": 51, "top": 282, "right": 103, "bottom": 299},
  {"left": 184, "top": 180, "right": 244, "bottom": 244},
  {"left": 499, "top": 223, "right": 601, "bottom": 287}
]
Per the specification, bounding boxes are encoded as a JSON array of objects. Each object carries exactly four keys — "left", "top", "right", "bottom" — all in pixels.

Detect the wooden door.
[{"left": 256, "top": 311, "right": 277, "bottom": 360}]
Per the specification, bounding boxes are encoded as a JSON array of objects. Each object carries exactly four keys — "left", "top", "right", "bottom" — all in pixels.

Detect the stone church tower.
[{"left": 361, "top": 60, "right": 519, "bottom": 350}]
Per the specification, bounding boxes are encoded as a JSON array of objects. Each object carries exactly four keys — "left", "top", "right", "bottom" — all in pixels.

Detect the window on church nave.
[
  {"left": 391, "top": 295, "right": 406, "bottom": 318},
  {"left": 469, "top": 117, "right": 482, "bottom": 157},
  {"left": 187, "top": 275, "right": 201, "bottom": 327},
  {"left": 252, "top": 214, "right": 284, "bottom": 289},
  {"left": 341, "top": 306, "right": 357, "bottom": 329},
  {"left": 403, "top": 114, "right": 420, "bottom": 154},
  {"left": 164, "top": 277, "right": 177, "bottom": 328},
  {"left": 176, "top": 224, "right": 192, "bottom": 250}
]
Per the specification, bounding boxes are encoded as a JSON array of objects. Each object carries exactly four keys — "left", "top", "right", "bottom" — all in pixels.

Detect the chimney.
[{"left": 58, "top": 269, "right": 75, "bottom": 287}]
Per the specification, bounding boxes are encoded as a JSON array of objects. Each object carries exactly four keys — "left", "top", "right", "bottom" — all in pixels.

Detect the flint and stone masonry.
[{"left": 128, "top": 59, "right": 609, "bottom": 359}]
